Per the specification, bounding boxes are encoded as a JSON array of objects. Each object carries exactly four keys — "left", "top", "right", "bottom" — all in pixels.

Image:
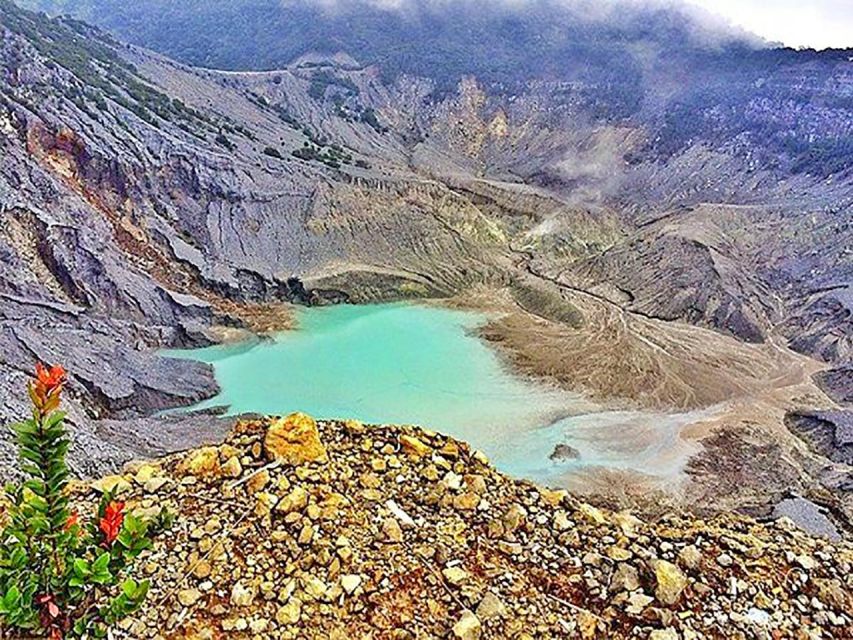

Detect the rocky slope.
[{"left": 66, "top": 413, "right": 853, "bottom": 639}]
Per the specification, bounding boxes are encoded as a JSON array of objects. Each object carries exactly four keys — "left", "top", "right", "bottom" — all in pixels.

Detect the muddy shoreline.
[{"left": 432, "top": 288, "right": 852, "bottom": 534}]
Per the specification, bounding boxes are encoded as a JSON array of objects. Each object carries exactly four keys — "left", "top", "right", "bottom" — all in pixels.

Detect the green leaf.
[
  {"left": 24, "top": 493, "right": 48, "bottom": 513},
  {"left": 43, "top": 411, "right": 67, "bottom": 429},
  {"left": 121, "top": 578, "right": 137, "bottom": 598},
  {"left": 116, "top": 530, "right": 132, "bottom": 548},
  {"left": 19, "top": 449, "right": 44, "bottom": 465},
  {"left": 92, "top": 552, "right": 111, "bottom": 573},
  {"left": 135, "top": 579, "right": 150, "bottom": 601},
  {"left": 13, "top": 420, "right": 38, "bottom": 436},
  {"left": 73, "top": 558, "right": 90, "bottom": 577},
  {"left": 2, "top": 585, "right": 21, "bottom": 609}
]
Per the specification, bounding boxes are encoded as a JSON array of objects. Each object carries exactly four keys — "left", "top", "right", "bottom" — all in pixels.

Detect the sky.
[{"left": 685, "top": 0, "right": 852, "bottom": 49}]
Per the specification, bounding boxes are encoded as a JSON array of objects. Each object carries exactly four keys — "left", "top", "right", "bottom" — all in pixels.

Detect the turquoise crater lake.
[{"left": 166, "top": 303, "right": 710, "bottom": 488}]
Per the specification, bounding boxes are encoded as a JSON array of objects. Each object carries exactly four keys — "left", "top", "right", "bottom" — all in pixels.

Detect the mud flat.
[{"left": 460, "top": 287, "right": 850, "bottom": 528}]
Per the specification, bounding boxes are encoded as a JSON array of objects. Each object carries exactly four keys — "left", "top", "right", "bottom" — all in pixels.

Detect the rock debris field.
[{"left": 65, "top": 414, "right": 851, "bottom": 639}]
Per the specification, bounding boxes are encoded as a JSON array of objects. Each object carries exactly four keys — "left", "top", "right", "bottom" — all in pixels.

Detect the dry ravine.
[{"left": 63, "top": 413, "right": 852, "bottom": 639}]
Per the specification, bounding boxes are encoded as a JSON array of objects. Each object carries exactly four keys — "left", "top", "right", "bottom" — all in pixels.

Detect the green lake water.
[{"left": 166, "top": 303, "right": 710, "bottom": 487}]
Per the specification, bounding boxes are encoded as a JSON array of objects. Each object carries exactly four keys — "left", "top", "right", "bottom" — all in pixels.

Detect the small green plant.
[
  {"left": 0, "top": 364, "right": 155, "bottom": 639},
  {"left": 214, "top": 132, "right": 235, "bottom": 150}
]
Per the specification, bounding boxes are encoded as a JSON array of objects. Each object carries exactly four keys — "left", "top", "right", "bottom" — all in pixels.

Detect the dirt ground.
[{"left": 441, "top": 287, "right": 849, "bottom": 528}]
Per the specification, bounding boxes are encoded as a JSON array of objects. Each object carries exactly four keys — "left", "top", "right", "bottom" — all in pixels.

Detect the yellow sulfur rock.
[
  {"left": 133, "top": 464, "right": 160, "bottom": 485},
  {"left": 577, "top": 610, "right": 599, "bottom": 639},
  {"left": 653, "top": 559, "right": 688, "bottom": 606},
  {"left": 264, "top": 413, "right": 328, "bottom": 465},
  {"left": 276, "top": 486, "right": 309, "bottom": 514},
  {"left": 578, "top": 502, "right": 607, "bottom": 525},
  {"left": 92, "top": 475, "right": 132, "bottom": 495},
  {"left": 220, "top": 456, "right": 243, "bottom": 479},
  {"left": 608, "top": 546, "right": 633, "bottom": 561},
  {"left": 539, "top": 488, "right": 568, "bottom": 507},
  {"left": 439, "top": 441, "right": 460, "bottom": 458},
  {"left": 452, "top": 610, "right": 481, "bottom": 640},
  {"left": 276, "top": 599, "right": 301, "bottom": 625},
  {"left": 255, "top": 491, "right": 279, "bottom": 517},
  {"left": 245, "top": 469, "right": 270, "bottom": 495},
  {"left": 453, "top": 492, "right": 481, "bottom": 511},
  {"left": 399, "top": 433, "right": 431, "bottom": 458},
  {"left": 613, "top": 511, "right": 643, "bottom": 537},
  {"left": 176, "top": 447, "right": 221, "bottom": 479}
]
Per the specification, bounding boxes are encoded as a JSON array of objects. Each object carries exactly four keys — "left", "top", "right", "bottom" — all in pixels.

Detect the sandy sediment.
[{"left": 440, "top": 287, "right": 849, "bottom": 529}]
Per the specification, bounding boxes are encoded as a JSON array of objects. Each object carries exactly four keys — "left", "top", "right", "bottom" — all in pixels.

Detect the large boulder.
[{"left": 263, "top": 412, "right": 328, "bottom": 465}]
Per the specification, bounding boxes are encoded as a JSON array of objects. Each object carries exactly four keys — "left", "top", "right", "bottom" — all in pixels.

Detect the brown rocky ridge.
[{"left": 60, "top": 413, "right": 851, "bottom": 639}]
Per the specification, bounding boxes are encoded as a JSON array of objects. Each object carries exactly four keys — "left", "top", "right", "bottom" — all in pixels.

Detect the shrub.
[
  {"left": 0, "top": 364, "right": 156, "bottom": 639},
  {"left": 214, "top": 133, "right": 235, "bottom": 150}
]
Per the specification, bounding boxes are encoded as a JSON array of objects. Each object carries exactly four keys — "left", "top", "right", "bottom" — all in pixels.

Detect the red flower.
[
  {"left": 28, "top": 363, "right": 67, "bottom": 415},
  {"left": 36, "top": 362, "right": 66, "bottom": 391},
  {"left": 64, "top": 511, "right": 79, "bottom": 532},
  {"left": 99, "top": 501, "right": 125, "bottom": 546}
]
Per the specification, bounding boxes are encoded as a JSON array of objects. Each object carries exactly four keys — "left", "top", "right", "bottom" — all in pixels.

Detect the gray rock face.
[
  {"left": 785, "top": 410, "right": 853, "bottom": 466},
  {"left": 0, "top": 5, "right": 510, "bottom": 476},
  {"left": 772, "top": 496, "right": 842, "bottom": 541},
  {"left": 549, "top": 443, "right": 581, "bottom": 462},
  {"left": 816, "top": 366, "right": 853, "bottom": 405},
  {"left": 563, "top": 223, "right": 769, "bottom": 344}
]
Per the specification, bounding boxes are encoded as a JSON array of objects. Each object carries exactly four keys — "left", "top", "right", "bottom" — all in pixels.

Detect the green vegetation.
[
  {"left": 214, "top": 133, "right": 235, "bottom": 151},
  {"left": 244, "top": 90, "right": 371, "bottom": 169},
  {"left": 307, "top": 69, "right": 358, "bottom": 101},
  {"left": 14, "top": 0, "right": 649, "bottom": 99},
  {"left": 292, "top": 140, "right": 353, "bottom": 169},
  {"left": 17, "top": 0, "right": 852, "bottom": 178},
  {"left": 358, "top": 107, "right": 386, "bottom": 134},
  {"left": 273, "top": 106, "right": 300, "bottom": 128},
  {"left": 0, "top": 364, "right": 163, "bottom": 639},
  {"left": 784, "top": 135, "right": 853, "bottom": 177},
  {"left": 639, "top": 70, "right": 853, "bottom": 177},
  {"left": 0, "top": 0, "right": 218, "bottom": 134},
  {"left": 332, "top": 98, "right": 387, "bottom": 134},
  {"left": 246, "top": 92, "right": 305, "bottom": 132}
]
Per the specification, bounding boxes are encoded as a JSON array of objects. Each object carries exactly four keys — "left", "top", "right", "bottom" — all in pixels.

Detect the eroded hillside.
[{"left": 0, "top": 0, "right": 851, "bottom": 530}]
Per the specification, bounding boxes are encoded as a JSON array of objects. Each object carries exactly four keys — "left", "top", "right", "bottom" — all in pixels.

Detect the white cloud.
[
  {"left": 287, "top": 0, "right": 853, "bottom": 50},
  {"left": 684, "top": 0, "right": 852, "bottom": 49}
]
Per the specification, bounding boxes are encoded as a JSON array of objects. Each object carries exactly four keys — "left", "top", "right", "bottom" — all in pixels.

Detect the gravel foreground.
[{"left": 65, "top": 414, "right": 851, "bottom": 639}]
